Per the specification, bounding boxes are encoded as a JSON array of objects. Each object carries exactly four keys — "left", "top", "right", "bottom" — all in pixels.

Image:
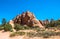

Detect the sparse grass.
[
  {"left": 10, "top": 32, "right": 25, "bottom": 37},
  {"left": 27, "top": 32, "right": 36, "bottom": 37},
  {"left": 9, "top": 29, "right": 60, "bottom": 38},
  {"left": 10, "top": 32, "right": 16, "bottom": 37},
  {"left": 41, "top": 31, "right": 54, "bottom": 38},
  {"left": 26, "top": 30, "right": 60, "bottom": 38}
]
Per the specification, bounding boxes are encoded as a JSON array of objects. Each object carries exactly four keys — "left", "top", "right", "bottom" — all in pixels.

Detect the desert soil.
[{"left": 0, "top": 30, "right": 60, "bottom": 39}]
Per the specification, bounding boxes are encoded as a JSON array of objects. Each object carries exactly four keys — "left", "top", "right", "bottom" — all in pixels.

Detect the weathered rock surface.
[{"left": 12, "top": 11, "right": 44, "bottom": 28}]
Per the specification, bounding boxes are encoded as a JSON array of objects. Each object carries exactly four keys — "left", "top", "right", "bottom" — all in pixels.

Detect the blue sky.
[{"left": 0, "top": 0, "right": 60, "bottom": 23}]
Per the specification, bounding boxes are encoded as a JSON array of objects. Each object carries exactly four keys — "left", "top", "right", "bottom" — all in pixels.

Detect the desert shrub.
[
  {"left": 45, "top": 24, "right": 50, "bottom": 28},
  {"left": 26, "top": 31, "right": 52, "bottom": 38},
  {"left": 10, "top": 32, "right": 25, "bottom": 37},
  {"left": 27, "top": 32, "right": 36, "bottom": 37},
  {"left": 10, "top": 32, "right": 16, "bottom": 37},
  {"left": 41, "top": 31, "right": 53, "bottom": 38},
  {"left": 55, "top": 20, "right": 60, "bottom": 26},
  {"left": 4, "top": 23, "right": 13, "bottom": 32},
  {"left": 31, "top": 26, "right": 41, "bottom": 31},
  {"left": 14, "top": 23, "right": 43, "bottom": 31},
  {"left": 10, "top": 30, "right": 60, "bottom": 38},
  {"left": 14, "top": 24, "right": 22, "bottom": 31},
  {"left": 45, "top": 19, "right": 57, "bottom": 28},
  {"left": 14, "top": 24, "right": 33, "bottom": 31},
  {"left": 14, "top": 24, "right": 24, "bottom": 31},
  {"left": 33, "top": 26, "right": 40, "bottom": 29},
  {"left": 39, "top": 31, "right": 60, "bottom": 38},
  {"left": 0, "top": 26, "right": 4, "bottom": 30},
  {"left": 45, "top": 23, "right": 55, "bottom": 28},
  {"left": 23, "top": 26, "right": 31, "bottom": 29},
  {"left": 32, "top": 26, "right": 45, "bottom": 33},
  {"left": 45, "top": 19, "right": 60, "bottom": 28},
  {"left": 35, "top": 30, "right": 57, "bottom": 38},
  {"left": 16, "top": 32, "right": 25, "bottom": 35}
]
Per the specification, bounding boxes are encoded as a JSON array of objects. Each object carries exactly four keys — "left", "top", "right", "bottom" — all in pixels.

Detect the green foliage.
[
  {"left": 28, "top": 26, "right": 42, "bottom": 31},
  {"left": 45, "top": 19, "right": 60, "bottom": 28},
  {"left": 45, "top": 19, "right": 56, "bottom": 28},
  {"left": 14, "top": 24, "right": 32, "bottom": 31},
  {"left": 4, "top": 23, "right": 13, "bottom": 32},
  {"left": 2, "top": 18, "right": 7, "bottom": 25},
  {"left": 55, "top": 20, "right": 60, "bottom": 26},
  {"left": 14, "top": 24, "right": 24, "bottom": 31},
  {"left": 14, "top": 23, "right": 42, "bottom": 31}
]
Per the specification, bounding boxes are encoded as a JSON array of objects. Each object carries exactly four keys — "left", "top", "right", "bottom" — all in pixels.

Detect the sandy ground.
[
  {"left": 0, "top": 30, "right": 60, "bottom": 39},
  {"left": 0, "top": 31, "right": 24, "bottom": 39}
]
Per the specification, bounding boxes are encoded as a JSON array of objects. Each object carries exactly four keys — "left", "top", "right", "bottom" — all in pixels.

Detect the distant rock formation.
[
  {"left": 39, "top": 20, "right": 50, "bottom": 26},
  {"left": 10, "top": 11, "right": 44, "bottom": 28}
]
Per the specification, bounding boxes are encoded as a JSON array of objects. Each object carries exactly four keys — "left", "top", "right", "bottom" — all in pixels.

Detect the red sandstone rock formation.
[{"left": 13, "top": 11, "right": 44, "bottom": 28}]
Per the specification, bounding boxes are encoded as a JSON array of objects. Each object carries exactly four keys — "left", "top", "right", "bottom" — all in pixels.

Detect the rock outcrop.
[
  {"left": 13, "top": 11, "right": 44, "bottom": 28},
  {"left": 39, "top": 20, "right": 49, "bottom": 26},
  {"left": 9, "top": 20, "right": 14, "bottom": 28}
]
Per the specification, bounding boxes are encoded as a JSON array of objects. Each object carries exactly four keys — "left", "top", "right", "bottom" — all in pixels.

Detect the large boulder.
[{"left": 13, "top": 11, "right": 44, "bottom": 28}]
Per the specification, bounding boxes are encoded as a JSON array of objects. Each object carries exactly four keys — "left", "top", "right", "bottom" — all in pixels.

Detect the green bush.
[
  {"left": 4, "top": 23, "right": 13, "bottom": 32},
  {"left": 23, "top": 26, "right": 31, "bottom": 29},
  {"left": 14, "top": 24, "right": 24, "bottom": 31},
  {"left": 14, "top": 24, "right": 32, "bottom": 31}
]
